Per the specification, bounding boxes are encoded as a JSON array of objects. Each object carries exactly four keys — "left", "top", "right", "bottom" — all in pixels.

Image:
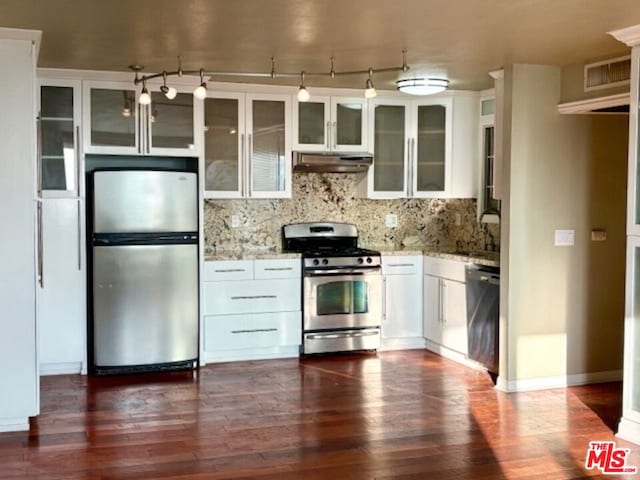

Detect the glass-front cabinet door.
[
  {"left": 147, "top": 90, "right": 196, "bottom": 156},
  {"left": 412, "top": 98, "right": 453, "bottom": 198},
  {"left": 38, "top": 79, "right": 82, "bottom": 197},
  {"left": 203, "top": 92, "right": 245, "bottom": 198},
  {"left": 293, "top": 94, "right": 367, "bottom": 152},
  {"left": 246, "top": 93, "right": 291, "bottom": 198},
  {"left": 368, "top": 98, "right": 410, "bottom": 198}
]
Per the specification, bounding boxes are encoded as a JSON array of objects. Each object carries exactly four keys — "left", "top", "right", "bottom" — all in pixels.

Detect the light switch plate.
[
  {"left": 231, "top": 215, "right": 241, "bottom": 228},
  {"left": 554, "top": 229, "right": 575, "bottom": 246},
  {"left": 386, "top": 214, "right": 398, "bottom": 228}
]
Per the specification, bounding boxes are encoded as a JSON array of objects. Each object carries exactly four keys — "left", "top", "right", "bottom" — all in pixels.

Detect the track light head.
[
  {"left": 364, "top": 69, "right": 377, "bottom": 99},
  {"left": 139, "top": 80, "right": 151, "bottom": 105},
  {"left": 297, "top": 71, "right": 310, "bottom": 102},
  {"left": 194, "top": 69, "right": 207, "bottom": 99}
]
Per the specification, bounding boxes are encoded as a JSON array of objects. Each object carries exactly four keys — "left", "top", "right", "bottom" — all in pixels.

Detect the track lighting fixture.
[
  {"left": 160, "top": 71, "right": 178, "bottom": 100},
  {"left": 193, "top": 69, "right": 208, "bottom": 99},
  {"left": 138, "top": 79, "right": 151, "bottom": 105},
  {"left": 297, "top": 71, "right": 310, "bottom": 102},
  {"left": 131, "top": 51, "right": 411, "bottom": 104},
  {"left": 121, "top": 91, "right": 132, "bottom": 117},
  {"left": 364, "top": 68, "right": 377, "bottom": 99}
]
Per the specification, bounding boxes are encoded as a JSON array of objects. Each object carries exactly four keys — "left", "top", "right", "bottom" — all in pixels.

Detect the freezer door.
[
  {"left": 92, "top": 244, "right": 198, "bottom": 367},
  {"left": 93, "top": 170, "right": 197, "bottom": 233}
]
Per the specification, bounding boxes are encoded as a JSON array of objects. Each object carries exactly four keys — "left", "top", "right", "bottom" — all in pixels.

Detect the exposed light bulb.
[
  {"left": 161, "top": 84, "right": 178, "bottom": 100},
  {"left": 297, "top": 86, "right": 310, "bottom": 102},
  {"left": 364, "top": 69, "right": 377, "bottom": 99},
  {"left": 139, "top": 87, "right": 151, "bottom": 105},
  {"left": 121, "top": 105, "right": 132, "bottom": 117},
  {"left": 194, "top": 83, "right": 207, "bottom": 99}
]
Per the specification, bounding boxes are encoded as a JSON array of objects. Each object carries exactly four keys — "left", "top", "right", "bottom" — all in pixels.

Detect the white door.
[
  {"left": 441, "top": 278, "right": 468, "bottom": 354},
  {"left": 330, "top": 96, "right": 368, "bottom": 152},
  {"left": 292, "top": 96, "right": 331, "bottom": 151},
  {"left": 384, "top": 274, "right": 422, "bottom": 338}
]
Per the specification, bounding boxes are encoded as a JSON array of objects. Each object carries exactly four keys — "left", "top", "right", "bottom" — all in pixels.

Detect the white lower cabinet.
[
  {"left": 381, "top": 255, "right": 423, "bottom": 350},
  {"left": 423, "top": 256, "right": 469, "bottom": 358},
  {"left": 37, "top": 198, "right": 86, "bottom": 374},
  {"left": 203, "top": 258, "right": 301, "bottom": 362}
]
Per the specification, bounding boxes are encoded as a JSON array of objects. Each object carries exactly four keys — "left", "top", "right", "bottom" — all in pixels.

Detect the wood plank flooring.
[{"left": 0, "top": 350, "right": 636, "bottom": 479}]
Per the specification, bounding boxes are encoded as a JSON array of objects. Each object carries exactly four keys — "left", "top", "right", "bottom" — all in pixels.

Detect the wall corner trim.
[{"left": 609, "top": 25, "right": 640, "bottom": 47}]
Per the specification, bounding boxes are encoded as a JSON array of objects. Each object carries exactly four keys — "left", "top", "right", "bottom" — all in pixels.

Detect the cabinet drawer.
[
  {"left": 382, "top": 256, "right": 421, "bottom": 275},
  {"left": 423, "top": 256, "right": 468, "bottom": 282},
  {"left": 204, "top": 278, "right": 301, "bottom": 315},
  {"left": 254, "top": 258, "right": 301, "bottom": 279},
  {"left": 204, "top": 260, "right": 253, "bottom": 281},
  {"left": 204, "top": 311, "right": 301, "bottom": 351}
]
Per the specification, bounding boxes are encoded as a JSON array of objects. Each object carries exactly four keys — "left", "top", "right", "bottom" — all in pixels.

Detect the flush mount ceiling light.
[
  {"left": 396, "top": 77, "right": 449, "bottom": 95},
  {"left": 130, "top": 51, "right": 411, "bottom": 104}
]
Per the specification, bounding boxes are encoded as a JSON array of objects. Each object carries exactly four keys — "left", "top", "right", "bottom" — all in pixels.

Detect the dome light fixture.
[
  {"left": 364, "top": 68, "right": 377, "bottom": 99},
  {"left": 297, "top": 71, "right": 310, "bottom": 102},
  {"left": 193, "top": 69, "right": 208, "bottom": 99},
  {"left": 396, "top": 77, "right": 449, "bottom": 96}
]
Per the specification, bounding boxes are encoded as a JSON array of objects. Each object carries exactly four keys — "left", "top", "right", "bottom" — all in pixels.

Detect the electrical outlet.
[
  {"left": 455, "top": 213, "right": 462, "bottom": 226},
  {"left": 231, "top": 215, "right": 241, "bottom": 228},
  {"left": 385, "top": 214, "right": 398, "bottom": 228}
]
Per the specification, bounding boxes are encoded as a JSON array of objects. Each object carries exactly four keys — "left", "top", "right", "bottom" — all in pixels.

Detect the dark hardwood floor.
[{"left": 0, "top": 350, "right": 636, "bottom": 479}]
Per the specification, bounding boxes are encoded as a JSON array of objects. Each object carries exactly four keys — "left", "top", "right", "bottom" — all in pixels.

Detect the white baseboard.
[
  {"left": 203, "top": 345, "right": 300, "bottom": 364},
  {"left": 618, "top": 417, "right": 640, "bottom": 445},
  {"left": 0, "top": 417, "right": 29, "bottom": 432},
  {"left": 380, "top": 337, "right": 425, "bottom": 351},
  {"left": 496, "top": 369, "right": 623, "bottom": 392},
  {"left": 423, "top": 339, "right": 486, "bottom": 371},
  {"left": 39, "top": 362, "right": 83, "bottom": 376}
]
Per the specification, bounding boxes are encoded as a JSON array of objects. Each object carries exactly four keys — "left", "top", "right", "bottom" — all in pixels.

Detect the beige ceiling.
[{"left": 0, "top": 0, "right": 638, "bottom": 91}]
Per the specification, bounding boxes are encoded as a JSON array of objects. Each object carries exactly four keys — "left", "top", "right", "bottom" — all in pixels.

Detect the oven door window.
[{"left": 316, "top": 280, "right": 369, "bottom": 315}]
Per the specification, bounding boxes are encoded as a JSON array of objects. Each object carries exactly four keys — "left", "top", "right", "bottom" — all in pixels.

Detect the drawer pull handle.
[
  {"left": 231, "top": 328, "right": 278, "bottom": 334},
  {"left": 230, "top": 295, "right": 278, "bottom": 300},
  {"left": 387, "top": 263, "right": 414, "bottom": 267},
  {"left": 264, "top": 267, "right": 293, "bottom": 271},
  {"left": 215, "top": 269, "right": 247, "bottom": 273}
]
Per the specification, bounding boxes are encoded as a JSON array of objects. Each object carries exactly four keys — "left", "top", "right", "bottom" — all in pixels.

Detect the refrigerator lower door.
[{"left": 92, "top": 244, "right": 198, "bottom": 368}]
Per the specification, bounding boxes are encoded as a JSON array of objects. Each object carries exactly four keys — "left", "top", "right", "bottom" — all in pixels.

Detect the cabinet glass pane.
[
  {"left": 40, "top": 86, "right": 75, "bottom": 191},
  {"left": 416, "top": 104, "right": 446, "bottom": 191},
  {"left": 373, "top": 105, "right": 405, "bottom": 192},
  {"left": 90, "top": 88, "right": 136, "bottom": 147},
  {"left": 298, "top": 102, "right": 325, "bottom": 145},
  {"left": 252, "top": 100, "right": 285, "bottom": 192},
  {"left": 150, "top": 92, "right": 194, "bottom": 150},
  {"left": 204, "top": 98, "right": 240, "bottom": 192},
  {"left": 336, "top": 103, "right": 362, "bottom": 145},
  {"left": 633, "top": 246, "right": 640, "bottom": 411},
  {"left": 41, "top": 86, "right": 73, "bottom": 119},
  {"left": 483, "top": 126, "right": 500, "bottom": 211}
]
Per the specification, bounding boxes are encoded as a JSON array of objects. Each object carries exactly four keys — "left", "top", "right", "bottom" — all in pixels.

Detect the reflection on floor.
[{"left": 0, "top": 350, "right": 634, "bottom": 479}]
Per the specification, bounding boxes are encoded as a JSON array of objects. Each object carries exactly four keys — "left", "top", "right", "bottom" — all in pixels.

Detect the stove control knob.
[
  {"left": 322, "top": 258, "right": 329, "bottom": 265},
  {"left": 366, "top": 257, "right": 372, "bottom": 264},
  {"left": 357, "top": 257, "right": 364, "bottom": 264},
  {"left": 313, "top": 259, "right": 320, "bottom": 266}
]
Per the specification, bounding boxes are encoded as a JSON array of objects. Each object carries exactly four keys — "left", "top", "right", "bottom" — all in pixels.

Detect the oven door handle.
[
  {"left": 305, "top": 268, "right": 380, "bottom": 276},
  {"left": 307, "top": 330, "right": 379, "bottom": 340}
]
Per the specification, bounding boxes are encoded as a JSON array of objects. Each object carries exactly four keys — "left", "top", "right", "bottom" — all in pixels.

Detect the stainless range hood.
[{"left": 292, "top": 151, "right": 373, "bottom": 173}]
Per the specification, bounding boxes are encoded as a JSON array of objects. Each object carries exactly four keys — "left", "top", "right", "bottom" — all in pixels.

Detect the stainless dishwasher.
[{"left": 465, "top": 265, "right": 500, "bottom": 376}]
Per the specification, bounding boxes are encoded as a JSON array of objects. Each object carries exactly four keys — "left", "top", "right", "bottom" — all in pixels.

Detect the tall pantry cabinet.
[{"left": 0, "top": 28, "right": 41, "bottom": 432}]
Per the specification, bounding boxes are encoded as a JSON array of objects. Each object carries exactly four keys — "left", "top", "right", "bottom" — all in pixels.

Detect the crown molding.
[
  {"left": 609, "top": 24, "right": 640, "bottom": 47},
  {"left": 489, "top": 69, "right": 504, "bottom": 80}
]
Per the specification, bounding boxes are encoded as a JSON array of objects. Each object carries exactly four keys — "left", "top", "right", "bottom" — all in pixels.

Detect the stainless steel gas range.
[{"left": 282, "top": 222, "right": 382, "bottom": 354}]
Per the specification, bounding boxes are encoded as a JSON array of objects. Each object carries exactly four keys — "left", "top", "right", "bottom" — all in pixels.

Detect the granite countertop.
[
  {"left": 204, "top": 249, "right": 301, "bottom": 261},
  {"left": 371, "top": 245, "right": 500, "bottom": 267}
]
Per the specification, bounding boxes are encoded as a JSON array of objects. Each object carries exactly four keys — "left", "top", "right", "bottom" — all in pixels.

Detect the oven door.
[{"left": 303, "top": 267, "right": 382, "bottom": 331}]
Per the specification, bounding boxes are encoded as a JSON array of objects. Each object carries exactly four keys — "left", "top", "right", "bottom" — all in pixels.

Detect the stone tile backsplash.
[{"left": 203, "top": 173, "right": 499, "bottom": 253}]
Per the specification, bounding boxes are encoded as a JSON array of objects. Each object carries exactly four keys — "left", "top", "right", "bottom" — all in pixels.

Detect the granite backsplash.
[{"left": 203, "top": 173, "right": 500, "bottom": 253}]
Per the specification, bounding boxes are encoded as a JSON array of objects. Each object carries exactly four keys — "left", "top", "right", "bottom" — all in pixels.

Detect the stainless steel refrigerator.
[{"left": 88, "top": 169, "right": 199, "bottom": 374}]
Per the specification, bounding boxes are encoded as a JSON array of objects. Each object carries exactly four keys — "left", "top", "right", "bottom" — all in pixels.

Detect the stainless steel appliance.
[
  {"left": 88, "top": 169, "right": 199, "bottom": 374},
  {"left": 282, "top": 222, "right": 382, "bottom": 354},
  {"left": 292, "top": 151, "right": 373, "bottom": 173},
  {"left": 465, "top": 265, "right": 500, "bottom": 376}
]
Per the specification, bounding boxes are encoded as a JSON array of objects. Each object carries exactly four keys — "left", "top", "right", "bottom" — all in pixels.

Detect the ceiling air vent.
[{"left": 584, "top": 55, "right": 631, "bottom": 91}]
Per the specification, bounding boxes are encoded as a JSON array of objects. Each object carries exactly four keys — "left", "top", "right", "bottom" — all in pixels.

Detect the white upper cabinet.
[
  {"left": 203, "top": 91, "right": 291, "bottom": 199},
  {"left": 293, "top": 94, "right": 368, "bottom": 152},
  {"left": 83, "top": 80, "right": 198, "bottom": 157},
  {"left": 362, "top": 92, "right": 478, "bottom": 199},
  {"left": 38, "top": 79, "right": 82, "bottom": 198}
]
